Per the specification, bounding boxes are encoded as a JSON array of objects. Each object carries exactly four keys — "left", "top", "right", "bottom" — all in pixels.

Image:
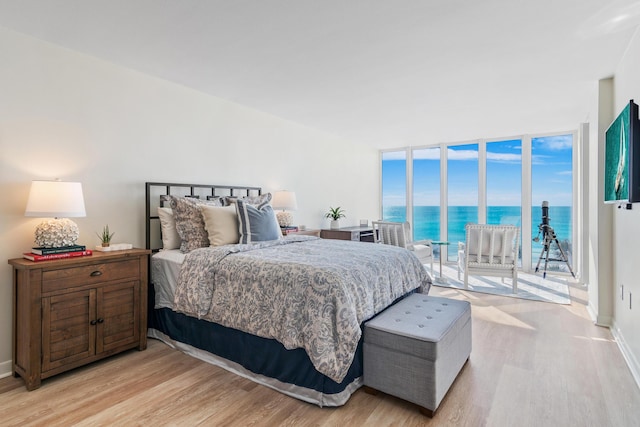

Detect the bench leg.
[
  {"left": 419, "top": 406, "right": 435, "bottom": 418},
  {"left": 365, "top": 386, "right": 436, "bottom": 418},
  {"left": 363, "top": 386, "right": 379, "bottom": 395}
]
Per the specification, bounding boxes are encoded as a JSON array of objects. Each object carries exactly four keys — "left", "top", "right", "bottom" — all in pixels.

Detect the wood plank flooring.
[{"left": 1, "top": 283, "right": 639, "bottom": 426}]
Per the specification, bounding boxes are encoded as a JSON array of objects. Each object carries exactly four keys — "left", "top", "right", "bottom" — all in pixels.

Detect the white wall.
[
  {"left": 587, "top": 27, "right": 640, "bottom": 386},
  {"left": 0, "top": 27, "right": 379, "bottom": 375},
  {"left": 608, "top": 27, "right": 640, "bottom": 385}
]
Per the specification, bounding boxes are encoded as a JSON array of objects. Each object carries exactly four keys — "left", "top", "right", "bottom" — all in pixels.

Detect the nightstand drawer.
[{"left": 42, "top": 259, "right": 140, "bottom": 293}]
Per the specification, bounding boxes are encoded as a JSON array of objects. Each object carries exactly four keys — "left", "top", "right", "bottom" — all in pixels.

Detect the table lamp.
[
  {"left": 272, "top": 190, "right": 298, "bottom": 227},
  {"left": 24, "top": 180, "right": 86, "bottom": 248}
]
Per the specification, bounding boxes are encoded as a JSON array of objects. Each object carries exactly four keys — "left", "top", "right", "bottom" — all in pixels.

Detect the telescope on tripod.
[{"left": 533, "top": 201, "right": 575, "bottom": 278}]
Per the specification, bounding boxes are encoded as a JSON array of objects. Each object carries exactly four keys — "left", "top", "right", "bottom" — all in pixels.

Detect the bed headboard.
[{"left": 145, "top": 182, "right": 262, "bottom": 252}]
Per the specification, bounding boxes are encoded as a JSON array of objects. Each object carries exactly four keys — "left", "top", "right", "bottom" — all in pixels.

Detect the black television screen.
[{"left": 604, "top": 100, "right": 640, "bottom": 203}]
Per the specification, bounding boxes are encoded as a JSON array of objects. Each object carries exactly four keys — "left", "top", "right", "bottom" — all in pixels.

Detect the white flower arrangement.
[{"left": 34, "top": 218, "right": 80, "bottom": 247}]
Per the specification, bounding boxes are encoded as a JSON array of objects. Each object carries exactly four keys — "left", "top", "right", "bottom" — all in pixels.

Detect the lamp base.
[
  {"left": 34, "top": 218, "right": 80, "bottom": 248},
  {"left": 276, "top": 211, "right": 293, "bottom": 227}
]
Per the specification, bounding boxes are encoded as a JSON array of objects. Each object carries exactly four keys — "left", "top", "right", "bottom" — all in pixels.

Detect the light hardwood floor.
[{"left": 1, "top": 282, "right": 639, "bottom": 426}]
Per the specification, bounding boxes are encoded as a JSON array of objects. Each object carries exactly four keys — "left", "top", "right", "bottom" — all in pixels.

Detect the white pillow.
[
  {"left": 200, "top": 205, "right": 240, "bottom": 246},
  {"left": 157, "top": 207, "right": 181, "bottom": 250}
]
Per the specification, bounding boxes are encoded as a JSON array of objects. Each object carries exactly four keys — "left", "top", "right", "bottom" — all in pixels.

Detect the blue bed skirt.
[{"left": 147, "top": 286, "right": 364, "bottom": 406}]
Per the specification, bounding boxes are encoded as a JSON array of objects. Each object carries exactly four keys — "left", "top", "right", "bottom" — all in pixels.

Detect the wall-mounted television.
[{"left": 604, "top": 99, "right": 640, "bottom": 203}]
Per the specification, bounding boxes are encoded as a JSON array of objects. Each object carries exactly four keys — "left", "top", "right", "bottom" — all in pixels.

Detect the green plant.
[
  {"left": 97, "top": 225, "right": 115, "bottom": 245},
  {"left": 325, "top": 207, "right": 346, "bottom": 221}
]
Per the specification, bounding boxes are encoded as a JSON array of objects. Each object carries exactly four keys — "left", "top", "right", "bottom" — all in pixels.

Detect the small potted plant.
[
  {"left": 325, "top": 207, "right": 346, "bottom": 229},
  {"left": 97, "top": 225, "right": 115, "bottom": 247}
]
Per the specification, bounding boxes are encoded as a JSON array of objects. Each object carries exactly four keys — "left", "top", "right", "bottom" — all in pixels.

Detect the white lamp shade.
[
  {"left": 272, "top": 190, "right": 298, "bottom": 211},
  {"left": 25, "top": 181, "right": 86, "bottom": 218}
]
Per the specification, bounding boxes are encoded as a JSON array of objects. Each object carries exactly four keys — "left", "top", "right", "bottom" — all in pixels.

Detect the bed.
[{"left": 145, "top": 182, "right": 431, "bottom": 406}]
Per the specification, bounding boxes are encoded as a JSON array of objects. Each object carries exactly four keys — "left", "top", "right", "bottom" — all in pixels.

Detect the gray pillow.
[{"left": 236, "top": 199, "right": 280, "bottom": 244}]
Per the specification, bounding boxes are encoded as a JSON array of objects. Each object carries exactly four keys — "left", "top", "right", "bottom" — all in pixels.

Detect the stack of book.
[
  {"left": 280, "top": 226, "right": 299, "bottom": 235},
  {"left": 23, "top": 245, "right": 93, "bottom": 262}
]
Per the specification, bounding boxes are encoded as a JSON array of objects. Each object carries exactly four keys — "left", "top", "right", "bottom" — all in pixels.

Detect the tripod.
[{"left": 534, "top": 224, "right": 575, "bottom": 279}]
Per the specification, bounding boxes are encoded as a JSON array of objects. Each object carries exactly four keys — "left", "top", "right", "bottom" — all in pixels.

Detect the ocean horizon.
[{"left": 383, "top": 205, "right": 572, "bottom": 264}]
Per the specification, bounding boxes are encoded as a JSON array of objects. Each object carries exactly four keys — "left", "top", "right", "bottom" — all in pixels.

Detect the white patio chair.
[
  {"left": 457, "top": 224, "right": 520, "bottom": 292},
  {"left": 372, "top": 221, "right": 433, "bottom": 274}
]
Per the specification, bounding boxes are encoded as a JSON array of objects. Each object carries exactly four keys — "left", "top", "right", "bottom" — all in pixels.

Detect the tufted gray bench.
[{"left": 363, "top": 293, "right": 472, "bottom": 417}]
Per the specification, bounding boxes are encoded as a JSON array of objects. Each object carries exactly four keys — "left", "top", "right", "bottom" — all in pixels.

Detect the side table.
[
  {"left": 431, "top": 241, "right": 450, "bottom": 281},
  {"left": 8, "top": 248, "right": 150, "bottom": 390}
]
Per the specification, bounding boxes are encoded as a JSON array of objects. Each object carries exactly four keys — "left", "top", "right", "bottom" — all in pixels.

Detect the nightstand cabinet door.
[
  {"left": 42, "top": 289, "right": 97, "bottom": 373},
  {"left": 98, "top": 280, "right": 140, "bottom": 354}
]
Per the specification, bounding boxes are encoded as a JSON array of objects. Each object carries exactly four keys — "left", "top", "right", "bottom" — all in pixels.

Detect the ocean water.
[{"left": 383, "top": 205, "right": 573, "bottom": 265}]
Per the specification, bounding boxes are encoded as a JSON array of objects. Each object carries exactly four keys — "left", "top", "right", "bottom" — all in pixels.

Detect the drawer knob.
[
  {"left": 90, "top": 319, "right": 98, "bottom": 325},
  {"left": 90, "top": 271, "right": 103, "bottom": 277}
]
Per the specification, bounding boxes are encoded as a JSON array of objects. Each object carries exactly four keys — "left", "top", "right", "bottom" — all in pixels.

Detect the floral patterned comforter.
[{"left": 173, "top": 236, "right": 431, "bottom": 383}]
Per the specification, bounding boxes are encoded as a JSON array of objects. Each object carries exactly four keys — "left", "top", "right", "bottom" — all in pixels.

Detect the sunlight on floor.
[{"left": 430, "top": 285, "right": 537, "bottom": 330}]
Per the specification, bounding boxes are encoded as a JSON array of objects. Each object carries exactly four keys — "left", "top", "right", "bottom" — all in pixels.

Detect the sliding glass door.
[{"left": 531, "top": 134, "right": 573, "bottom": 273}]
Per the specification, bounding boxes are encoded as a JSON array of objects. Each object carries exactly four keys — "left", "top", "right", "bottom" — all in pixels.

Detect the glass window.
[
  {"left": 447, "top": 144, "right": 478, "bottom": 261},
  {"left": 413, "top": 147, "right": 440, "bottom": 241},
  {"left": 379, "top": 131, "right": 577, "bottom": 276},
  {"left": 531, "top": 134, "right": 573, "bottom": 273},
  {"left": 381, "top": 151, "right": 407, "bottom": 223},
  {"left": 487, "top": 140, "right": 522, "bottom": 262}
]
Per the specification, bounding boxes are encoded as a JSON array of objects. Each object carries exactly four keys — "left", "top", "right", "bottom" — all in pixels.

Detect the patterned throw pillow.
[
  {"left": 169, "top": 195, "right": 223, "bottom": 252},
  {"left": 224, "top": 192, "right": 272, "bottom": 206},
  {"left": 236, "top": 199, "right": 280, "bottom": 244}
]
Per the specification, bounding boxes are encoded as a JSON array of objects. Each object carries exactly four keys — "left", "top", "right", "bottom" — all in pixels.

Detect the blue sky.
[{"left": 383, "top": 134, "right": 573, "bottom": 207}]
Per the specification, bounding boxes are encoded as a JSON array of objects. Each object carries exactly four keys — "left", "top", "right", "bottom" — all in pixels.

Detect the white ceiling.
[{"left": 1, "top": 0, "right": 639, "bottom": 148}]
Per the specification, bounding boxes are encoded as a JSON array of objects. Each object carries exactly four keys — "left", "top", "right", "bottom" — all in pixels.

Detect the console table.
[{"left": 320, "top": 226, "right": 375, "bottom": 242}]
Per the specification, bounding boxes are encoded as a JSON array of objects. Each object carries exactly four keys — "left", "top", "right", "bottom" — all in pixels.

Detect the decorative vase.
[
  {"left": 34, "top": 218, "right": 80, "bottom": 247},
  {"left": 330, "top": 220, "right": 340, "bottom": 229}
]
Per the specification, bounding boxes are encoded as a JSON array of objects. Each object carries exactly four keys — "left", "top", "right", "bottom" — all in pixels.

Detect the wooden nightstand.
[{"left": 8, "top": 248, "right": 150, "bottom": 390}]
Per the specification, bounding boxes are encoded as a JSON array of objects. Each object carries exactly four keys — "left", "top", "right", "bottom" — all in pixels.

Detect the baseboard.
[
  {"left": 586, "top": 302, "right": 598, "bottom": 323},
  {"left": 610, "top": 321, "right": 640, "bottom": 390},
  {"left": 0, "top": 359, "right": 12, "bottom": 379}
]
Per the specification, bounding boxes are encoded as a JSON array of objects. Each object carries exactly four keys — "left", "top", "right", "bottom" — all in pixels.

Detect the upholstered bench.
[{"left": 363, "top": 294, "right": 472, "bottom": 416}]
